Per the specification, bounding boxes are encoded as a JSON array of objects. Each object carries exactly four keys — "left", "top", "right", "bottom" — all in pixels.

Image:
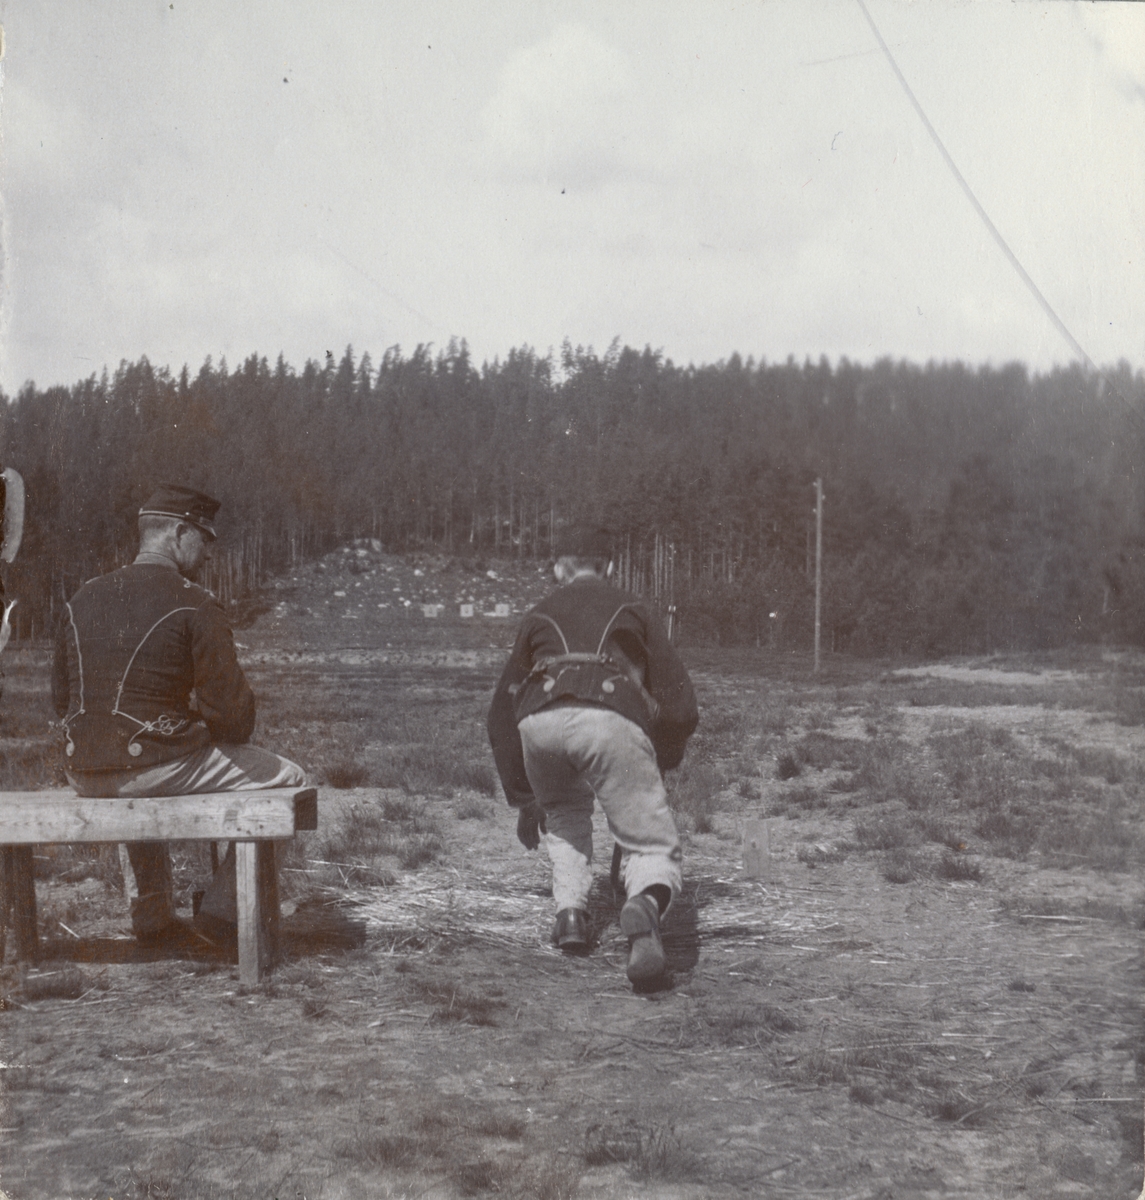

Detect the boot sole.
[{"left": 620, "top": 896, "right": 666, "bottom": 983}]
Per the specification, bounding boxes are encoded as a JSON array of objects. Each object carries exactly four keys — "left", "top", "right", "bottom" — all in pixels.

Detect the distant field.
[{"left": 1, "top": 557, "right": 1142, "bottom": 1199}]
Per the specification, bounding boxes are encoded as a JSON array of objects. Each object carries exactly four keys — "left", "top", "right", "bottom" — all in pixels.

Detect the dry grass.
[
  {"left": 789, "top": 1037, "right": 1001, "bottom": 1125},
  {"left": 796, "top": 840, "right": 848, "bottom": 867},
  {"left": 853, "top": 811, "right": 917, "bottom": 850},
  {"left": 404, "top": 971, "right": 508, "bottom": 1026},
  {"left": 312, "top": 796, "right": 446, "bottom": 882},
  {"left": 321, "top": 1085, "right": 582, "bottom": 1200},
  {"left": 583, "top": 1119, "right": 704, "bottom": 1182}
]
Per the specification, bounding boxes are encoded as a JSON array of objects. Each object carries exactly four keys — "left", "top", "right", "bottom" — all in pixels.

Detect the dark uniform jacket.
[
  {"left": 51, "top": 561, "right": 255, "bottom": 774},
  {"left": 487, "top": 577, "right": 698, "bottom": 807}
]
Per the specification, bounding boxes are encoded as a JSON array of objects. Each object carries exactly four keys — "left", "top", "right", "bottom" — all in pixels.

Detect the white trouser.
[
  {"left": 68, "top": 744, "right": 307, "bottom": 933},
  {"left": 518, "top": 706, "right": 682, "bottom": 913}
]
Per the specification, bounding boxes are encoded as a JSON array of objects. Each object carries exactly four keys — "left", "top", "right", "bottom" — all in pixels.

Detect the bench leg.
[
  {"left": 257, "top": 842, "right": 280, "bottom": 972},
  {"left": 236, "top": 842, "right": 281, "bottom": 985},
  {"left": 2, "top": 846, "right": 39, "bottom": 964},
  {"left": 236, "top": 841, "right": 260, "bottom": 985}
]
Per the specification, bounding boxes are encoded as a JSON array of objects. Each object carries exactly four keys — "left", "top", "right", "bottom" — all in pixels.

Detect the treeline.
[{"left": 1, "top": 341, "right": 1143, "bottom": 654}]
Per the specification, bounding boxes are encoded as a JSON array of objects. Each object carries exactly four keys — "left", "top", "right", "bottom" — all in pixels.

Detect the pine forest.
[{"left": 2, "top": 341, "right": 1143, "bottom": 655}]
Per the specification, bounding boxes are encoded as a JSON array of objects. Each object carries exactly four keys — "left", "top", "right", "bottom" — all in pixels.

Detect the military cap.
[
  {"left": 139, "top": 484, "right": 220, "bottom": 540},
  {"left": 557, "top": 524, "right": 613, "bottom": 560}
]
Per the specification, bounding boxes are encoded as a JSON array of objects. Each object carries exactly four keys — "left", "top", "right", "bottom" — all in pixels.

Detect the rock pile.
[{"left": 243, "top": 540, "right": 554, "bottom": 652}]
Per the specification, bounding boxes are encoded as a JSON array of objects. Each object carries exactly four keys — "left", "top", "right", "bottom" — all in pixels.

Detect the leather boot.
[
  {"left": 620, "top": 892, "right": 666, "bottom": 984},
  {"left": 551, "top": 907, "right": 590, "bottom": 954}
]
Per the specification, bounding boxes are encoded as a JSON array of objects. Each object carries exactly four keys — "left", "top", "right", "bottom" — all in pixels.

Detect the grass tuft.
[
  {"left": 406, "top": 974, "right": 507, "bottom": 1027},
  {"left": 853, "top": 738, "right": 934, "bottom": 809},
  {"left": 335, "top": 1128, "right": 420, "bottom": 1167},
  {"left": 797, "top": 841, "right": 848, "bottom": 867},
  {"left": 368, "top": 744, "right": 498, "bottom": 796},
  {"left": 793, "top": 731, "right": 864, "bottom": 771},
  {"left": 300, "top": 995, "right": 329, "bottom": 1019},
  {"left": 771, "top": 783, "right": 825, "bottom": 815},
  {"left": 313, "top": 798, "right": 445, "bottom": 884},
  {"left": 325, "top": 760, "right": 370, "bottom": 788},
  {"left": 936, "top": 850, "right": 983, "bottom": 881},
  {"left": 918, "top": 815, "right": 968, "bottom": 851},
  {"left": 882, "top": 847, "right": 923, "bottom": 884},
  {"left": 583, "top": 1120, "right": 703, "bottom": 1182},
  {"left": 453, "top": 796, "right": 491, "bottom": 820},
  {"left": 452, "top": 1159, "right": 502, "bottom": 1195},
  {"left": 469, "top": 1112, "right": 527, "bottom": 1140},
  {"left": 849, "top": 1082, "right": 880, "bottom": 1106},
  {"left": 853, "top": 813, "right": 914, "bottom": 850},
  {"left": 926, "top": 1091, "right": 992, "bottom": 1127},
  {"left": 790, "top": 1047, "right": 849, "bottom": 1086}
]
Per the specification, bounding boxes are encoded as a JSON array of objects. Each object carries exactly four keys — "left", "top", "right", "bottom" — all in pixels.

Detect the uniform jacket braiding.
[{"left": 51, "top": 562, "right": 255, "bottom": 773}]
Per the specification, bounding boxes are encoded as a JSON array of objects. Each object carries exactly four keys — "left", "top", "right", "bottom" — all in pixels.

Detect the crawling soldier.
[{"left": 487, "top": 526, "right": 698, "bottom": 986}]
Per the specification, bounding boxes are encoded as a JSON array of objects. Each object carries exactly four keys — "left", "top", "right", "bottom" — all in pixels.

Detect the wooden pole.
[{"left": 814, "top": 477, "right": 823, "bottom": 674}]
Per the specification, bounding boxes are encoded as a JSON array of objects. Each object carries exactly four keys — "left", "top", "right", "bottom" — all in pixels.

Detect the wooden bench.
[{"left": 0, "top": 786, "right": 318, "bottom": 985}]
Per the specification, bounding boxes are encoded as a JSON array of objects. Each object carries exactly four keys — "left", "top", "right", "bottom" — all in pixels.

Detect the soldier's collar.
[{"left": 133, "top": 551, "right": 180, "bottom": 571}]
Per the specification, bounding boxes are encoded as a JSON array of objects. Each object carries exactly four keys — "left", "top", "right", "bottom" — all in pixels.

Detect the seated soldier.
[
  {"left": 51, "top": 484, "right": 306, "bottom": 945},
  {"left": 487, "top": 526, "right": 699, "bottom": 986}
]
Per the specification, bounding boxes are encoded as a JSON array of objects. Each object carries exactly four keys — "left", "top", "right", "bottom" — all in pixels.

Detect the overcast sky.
[{"left": 0, "top": 1, "right": 1142, "bottom": 394}]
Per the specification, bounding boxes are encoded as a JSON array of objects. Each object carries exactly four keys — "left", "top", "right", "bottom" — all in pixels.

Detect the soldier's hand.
[{"left": 516, "top": 801, "right": 546, "bottom": 850}]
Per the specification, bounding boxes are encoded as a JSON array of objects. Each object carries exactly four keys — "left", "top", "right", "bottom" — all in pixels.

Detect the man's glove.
[{"left": 516, "top": 801, "right": 547, "bottom": 850}]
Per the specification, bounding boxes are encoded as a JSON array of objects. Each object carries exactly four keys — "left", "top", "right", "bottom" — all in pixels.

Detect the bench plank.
[{"left": 0, "top": 787, "right": 317, "bottom": 844}]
